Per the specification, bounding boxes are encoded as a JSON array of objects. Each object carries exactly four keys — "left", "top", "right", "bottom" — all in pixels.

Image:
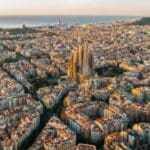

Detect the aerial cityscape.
[{"left": 0, "top": 0, "right": 150, "bottom": 150}]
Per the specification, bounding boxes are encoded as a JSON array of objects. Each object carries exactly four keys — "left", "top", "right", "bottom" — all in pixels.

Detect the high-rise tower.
[{"left": 68, "top": 37, "right": 94, "bottom": 82}]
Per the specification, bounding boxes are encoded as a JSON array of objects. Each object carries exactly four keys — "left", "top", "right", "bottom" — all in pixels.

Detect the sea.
[{"left": 0, "top": 15, "right": 140, "bottom": 28}]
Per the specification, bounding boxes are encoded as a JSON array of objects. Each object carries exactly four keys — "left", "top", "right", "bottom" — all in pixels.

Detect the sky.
[{"left": 0, "top": 0, "right": 149, "bottom": 16}]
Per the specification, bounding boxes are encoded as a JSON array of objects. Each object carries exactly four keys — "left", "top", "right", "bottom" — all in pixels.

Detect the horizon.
[
  {"left": 0, "top": 14, "right": 143, "bottom": 17},
  {"left": 0, "top": 15, "right": 141, "bottom": 29},
  {"left": 0, "top": 0, "right": 150, "bottom": 16}
]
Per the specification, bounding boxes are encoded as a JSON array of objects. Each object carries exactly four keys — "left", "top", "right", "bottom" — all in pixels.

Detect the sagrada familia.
[{"left": 67, "top": 37, "right": 94, "bottom": 82}]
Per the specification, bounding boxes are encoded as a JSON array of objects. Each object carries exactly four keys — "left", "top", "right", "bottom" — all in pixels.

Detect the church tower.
[{"left": 68, "top": 36, "right": 94, "bottom": 82}]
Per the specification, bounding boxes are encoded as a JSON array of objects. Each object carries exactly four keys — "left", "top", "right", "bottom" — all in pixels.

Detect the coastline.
[{"left": 0, "top": 15, "right": 140, "bottom": 29}]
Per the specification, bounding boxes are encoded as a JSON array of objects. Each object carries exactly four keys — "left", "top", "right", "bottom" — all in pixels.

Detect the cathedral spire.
[{"left": 68, "top": 37, "right": 94, "bottom": 82}]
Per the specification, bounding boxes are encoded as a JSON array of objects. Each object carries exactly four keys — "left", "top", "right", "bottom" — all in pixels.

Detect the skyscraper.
[{"left": 68, "top": 37, "right": 94, "bottom": 82}]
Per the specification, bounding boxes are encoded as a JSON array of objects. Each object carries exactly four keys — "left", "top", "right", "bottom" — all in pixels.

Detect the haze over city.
[
  {"left": 0, "top": 0, "right": 150, "bottom": 150},
  {"left": 0, "top": 0, "right": 150, "bottom": 16}
]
